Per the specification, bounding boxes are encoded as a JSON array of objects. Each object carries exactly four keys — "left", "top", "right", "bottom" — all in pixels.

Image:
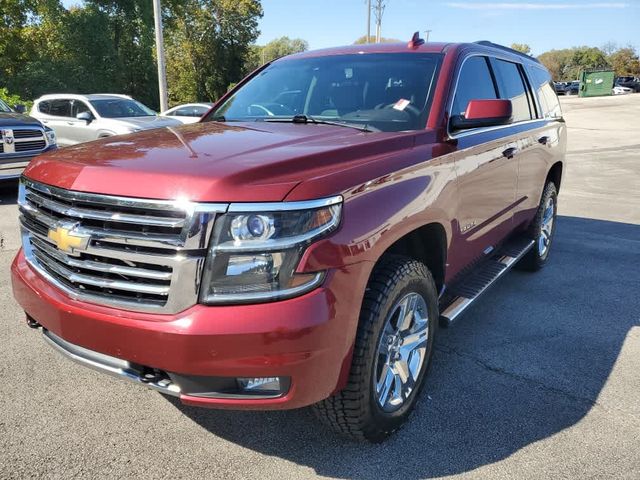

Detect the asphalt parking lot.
[{"left": 1, "top": 94, "right": 639, "bottom": 479}]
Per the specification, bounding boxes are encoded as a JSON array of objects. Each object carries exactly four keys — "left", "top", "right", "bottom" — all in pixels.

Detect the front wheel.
[{"left": 313, "top": 256, "right": 438, "bottom": 442}]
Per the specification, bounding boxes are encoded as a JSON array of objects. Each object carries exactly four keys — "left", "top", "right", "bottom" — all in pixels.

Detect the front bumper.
[
  {"left": 0, "top": 158, "right": 34, "bottom": 180},
  {"left": 12, "top": 250, "right": 370, "bottom": 409},
  {"left": 1, "top": 147, "right": 57, "bottom": 180}
]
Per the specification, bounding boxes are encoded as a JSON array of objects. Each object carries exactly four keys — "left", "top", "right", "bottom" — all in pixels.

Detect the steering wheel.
[
  {"left": 249, "top": 104, "right": 276, "bottom": 116},
  {"left": 248, "top": 103, "right": 295, "bottom": 117}
]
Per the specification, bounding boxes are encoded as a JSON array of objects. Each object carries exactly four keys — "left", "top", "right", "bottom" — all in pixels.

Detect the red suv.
[{"left": 12, "top": 38, "right": 566, "bottom": 442}]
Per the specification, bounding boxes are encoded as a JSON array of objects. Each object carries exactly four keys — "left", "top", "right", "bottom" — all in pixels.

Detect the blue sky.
[{"left": 61, "top": 1, "right": 639, "bottom": 55}]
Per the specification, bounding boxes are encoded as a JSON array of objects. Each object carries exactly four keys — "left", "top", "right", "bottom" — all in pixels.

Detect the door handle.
[
  {"left": 502, "top": 147, "right": 518, "bottom": 159},
  {"left": 67, "top": 122, "right": 74, "bottom": 125},
  {"left": 41, "top": 120, "right": 49, "bottom": 124},
  {"left": 538, "top": 136, "right": 549, "bottom": 145}
]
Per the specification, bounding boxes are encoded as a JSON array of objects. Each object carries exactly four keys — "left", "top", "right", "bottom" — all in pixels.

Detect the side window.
[
  {"left": 71, "top": 101, "right": 91, "bottom": 117},
  {"left": 38, "top": 101, "right": 51, "bottom": 114},
  {"left": 491, "top": 59, "right": 533, "bottom": 122},
  {"left": 452, "top": 56, "right": 497, "bottom": 116},
  {"left": 529, "top": 66, "right": 562, "bottom": 119},
  {"left": 48, "top": 99, "right": 72, "bottom": 117},
  {"left": 192, "top": 106, "right": 209, "bottom": 116},
  {"left": 175, "top": 107, "right": 195, "bottom": 116}
]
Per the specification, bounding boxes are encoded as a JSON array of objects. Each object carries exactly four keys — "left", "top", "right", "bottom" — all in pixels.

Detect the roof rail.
[{"left": 473, "top": 40, "right": 541, "bottom": 64}]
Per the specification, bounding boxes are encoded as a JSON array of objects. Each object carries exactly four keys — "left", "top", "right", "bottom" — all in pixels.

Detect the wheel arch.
[
  {"left": 546, "top": 161, "right": 563, "bottom": 192},
  {"left": 376, "top": 222, "right": 447, "bottom": 294}
]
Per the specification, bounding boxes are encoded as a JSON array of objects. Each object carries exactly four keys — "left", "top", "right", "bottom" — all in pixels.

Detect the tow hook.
[
  {"left": 140, "top": 368, "right": 165, "bottom": 384},
  {"left": 26, "top": 315, "right": 41, "bottom": 329}
]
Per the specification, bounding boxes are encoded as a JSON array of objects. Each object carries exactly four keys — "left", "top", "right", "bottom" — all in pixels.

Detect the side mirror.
[
  {"left": 76, "top": 111, "right": 94, "bottom": 123},
  {"left": 450, "top": 99, "right": 512, "bottom": 131},
  {"left": 14, "top": 104, "right": 26, "bottom": 114}
]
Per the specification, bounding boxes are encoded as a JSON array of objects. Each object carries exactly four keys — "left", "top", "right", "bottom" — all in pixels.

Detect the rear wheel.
[
  {"left": 314, "top": 255, "right": 438, "bottom": 442},
  {"left": 519, "top": 182, "right": 558, "bottom": 271}
]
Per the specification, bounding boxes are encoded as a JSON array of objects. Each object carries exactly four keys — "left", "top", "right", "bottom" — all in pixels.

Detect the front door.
[{"left": 448, "top": 56, "right": 519, "bottom": 267}]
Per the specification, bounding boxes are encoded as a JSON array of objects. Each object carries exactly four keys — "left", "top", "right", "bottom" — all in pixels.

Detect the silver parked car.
[
  {"left": 160, "top": 103, "right": 214, "bottom": 124},
  {"left": 30, "top": 94, "right": 182, "bottom": 146}
]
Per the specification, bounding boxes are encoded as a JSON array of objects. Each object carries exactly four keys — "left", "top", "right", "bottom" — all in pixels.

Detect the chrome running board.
[{"left": 439, "top": 237, "right": 535, "bottom": 326}]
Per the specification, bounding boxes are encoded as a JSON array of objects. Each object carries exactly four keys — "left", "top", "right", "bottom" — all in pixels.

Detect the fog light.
[{"left": 238, "top": 377, "right": 282, "bottom": 393}]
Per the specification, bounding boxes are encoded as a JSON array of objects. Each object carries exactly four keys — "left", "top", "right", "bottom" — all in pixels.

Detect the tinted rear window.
[
  {"left": 529, "top": 66, "right": 562, "bottom": 119},
  {"left": 47, "top": 99, "right": 72, "bottom": 117},
  {"left": 491, "top": 59, "right": 533, "bottom": 122}
]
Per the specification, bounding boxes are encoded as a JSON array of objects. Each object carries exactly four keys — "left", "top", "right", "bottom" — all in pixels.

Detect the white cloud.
[{"left": 446, "top": 2, "right": 629, "bottom": 10}]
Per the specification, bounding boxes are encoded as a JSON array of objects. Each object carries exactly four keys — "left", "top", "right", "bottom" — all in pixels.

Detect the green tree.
[
  {"left": 510, "top": 43, "right": 531, "bottom": 55},
  {"left": 353, "top": 35, "right": 401, "bottom": 44},
  {"left": 608, "top": 47, "right": 640, "bottom": 76},
  {"left": 244, "top": 36, "right": 308, "bottom": 72},
  {"left": 261, "top": 36, "right": 308, "bottom": 62},
  {"left": 538, "top": 46, "right": 610, "bottom": 81},
  {"left": 164, "top": 0, "right": 262, "bottom": 105}
]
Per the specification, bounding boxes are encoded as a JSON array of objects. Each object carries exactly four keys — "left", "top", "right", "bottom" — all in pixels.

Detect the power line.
[{"left": 372, "top": 0, "right": 387, "bottom": 43}]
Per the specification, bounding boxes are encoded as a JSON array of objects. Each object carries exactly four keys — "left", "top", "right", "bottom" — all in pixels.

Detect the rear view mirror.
[
  {"left": 14, "top": 104, "right": 26, "bottom": 114},
  {"left": 450, "top": 99, "right": 512, "bottom": 130},
  {"left": 76, "top": 111, "right": 94, "bottom": 123}
]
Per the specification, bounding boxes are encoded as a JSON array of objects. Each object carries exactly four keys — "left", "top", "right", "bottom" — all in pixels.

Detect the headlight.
[
  {"left": 45, "top": 128, "right": 56, "bottom": 146},
  {"left": 200, "top": 196, "right": 342, "bottom": 304}
]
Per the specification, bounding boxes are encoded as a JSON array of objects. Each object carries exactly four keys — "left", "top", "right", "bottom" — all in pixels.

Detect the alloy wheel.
[{"left": 374, "top": 292, "right": 430, "bottom": 413}]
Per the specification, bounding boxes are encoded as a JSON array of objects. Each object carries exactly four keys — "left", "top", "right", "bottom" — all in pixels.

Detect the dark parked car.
[
  {"left": 566, "top": 81, "right": 581, "bottom": 95},
  {"left": 0, "top": 99, "right": 57, "bottom": 180},
  {"left": 615, "top": 76, "right": 640, "bottom": 92},
  {"left": 554, "top": 81, "right": 568, "bottom": 94},
  {"left": 12, "top": 38, "right": 566, "bottom": 442}
]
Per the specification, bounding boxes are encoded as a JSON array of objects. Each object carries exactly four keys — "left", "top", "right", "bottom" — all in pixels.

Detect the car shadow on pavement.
[{"left": 174, "top": 215, "right": 639, "bottom": 479}]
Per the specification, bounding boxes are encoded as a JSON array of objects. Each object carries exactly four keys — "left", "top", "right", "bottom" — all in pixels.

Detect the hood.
[
  {"left": 119, "top": 116, "right": 183, "bottom": 129},
  {"left": 0, "top": 112, "right": 44, "bottom": 128},
  {"left": 24, "top": 121, "right": 422, "bottom": 202}
]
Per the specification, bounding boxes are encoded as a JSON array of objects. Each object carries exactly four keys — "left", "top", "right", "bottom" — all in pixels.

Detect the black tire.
[
  {"left": 518, "top": 182, "right": 558, "bottom": 271},
  {"left": 313, "top": 255, "right": 438, "bottom": 442}
]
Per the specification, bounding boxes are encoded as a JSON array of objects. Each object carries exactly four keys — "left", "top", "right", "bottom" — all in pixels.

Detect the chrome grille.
[
  {"left": 19, "top": 178, "right": 227, "bottom": 313},
  {"left": 1, "top": 126, "right": 48, "bottom": 155},
  {"left": 13, "top": 129, "right": 44, "bottom": 139},
  {"left": 15, "top": 140, "right": 46, "bottom": 152}
]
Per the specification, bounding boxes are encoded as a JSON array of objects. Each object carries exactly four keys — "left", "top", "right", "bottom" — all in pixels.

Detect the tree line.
[
  {"left": 2, "top": 2, "right": 639, "bottom": 111},
  {"left": 0, "top": 0, "right": 308, "bottom": 110},
  {"left": 511, "top": 43, "right": 640, "bottom": 81}
]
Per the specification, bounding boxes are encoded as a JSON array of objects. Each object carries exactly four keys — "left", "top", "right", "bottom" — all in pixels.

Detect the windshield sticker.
[{"left": 393, "top": 99, "right": 410, "bottom": 111}]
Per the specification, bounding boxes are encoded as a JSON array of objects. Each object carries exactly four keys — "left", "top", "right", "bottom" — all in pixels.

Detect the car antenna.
[{"left": 408, "top": 31, "right": 425, "bottom": 49}]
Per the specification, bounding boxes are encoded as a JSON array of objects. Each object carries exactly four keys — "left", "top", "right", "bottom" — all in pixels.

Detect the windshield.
[
  {"left": 206, "top": 53, "right": 442, "bottom": 132},
  {"left": 0, "top": 99, "right": 12, "bottom": 113},
  {"left": 90, "top": 98, "right": 156, "bottom": 118}
]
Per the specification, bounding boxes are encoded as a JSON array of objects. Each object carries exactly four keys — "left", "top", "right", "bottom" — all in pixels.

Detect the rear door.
[
  {"left": 515, "top": 64, "right": 566, "bottom": 226},
  {"left": 37, "top": 99, "right": 75, "bottom": 146}
]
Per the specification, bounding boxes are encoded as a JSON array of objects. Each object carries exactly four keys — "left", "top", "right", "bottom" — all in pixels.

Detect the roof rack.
[{"left": 474, "top": 41, "right": 541, "bottom": 64}]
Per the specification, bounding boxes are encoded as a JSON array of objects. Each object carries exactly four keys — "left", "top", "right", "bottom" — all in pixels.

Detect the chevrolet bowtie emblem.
[{"left": 48, "top": 223, "right": 90, "bottom": 253}]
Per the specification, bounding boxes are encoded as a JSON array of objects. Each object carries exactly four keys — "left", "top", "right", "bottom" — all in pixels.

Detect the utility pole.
[
  {"left": 366, "top": 0, "right": 371, "bottom": 43},
  {"left": 373, "top": 1, "right": 386, "bottom": 43},
  {"left": 424, "top": 29, "right": 432, "bottom": 42},
  {"left": 152, "top": 0, "right": 168, "bottom": 112}
]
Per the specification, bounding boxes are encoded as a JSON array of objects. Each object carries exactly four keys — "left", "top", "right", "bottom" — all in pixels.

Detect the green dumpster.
[{"left": 579, "top": 69, "right": 615, "bottom": 97}]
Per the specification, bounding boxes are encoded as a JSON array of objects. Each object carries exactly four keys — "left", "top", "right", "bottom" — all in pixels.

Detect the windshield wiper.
[{"left": 261, "top": 114, "right": 372, "bottom": 132}]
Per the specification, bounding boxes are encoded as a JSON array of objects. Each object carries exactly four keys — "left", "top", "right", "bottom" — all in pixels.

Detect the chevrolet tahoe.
[{"left": 12, "top": 37, "right": 566, "bottom": 442}]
